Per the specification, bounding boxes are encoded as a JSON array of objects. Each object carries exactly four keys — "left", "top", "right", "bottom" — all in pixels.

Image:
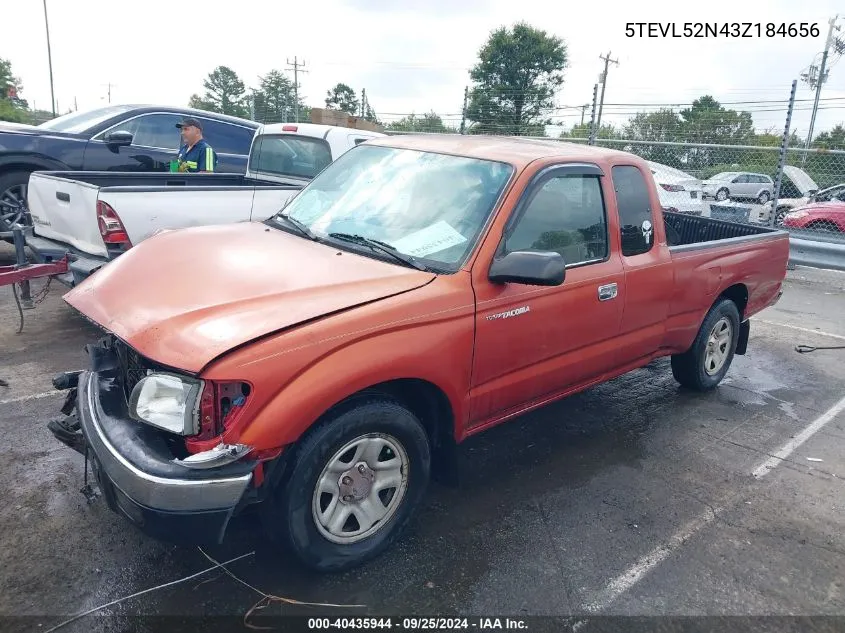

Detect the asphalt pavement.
[{"left": 1, "top": 244, "right": 844, "bottom": 633}]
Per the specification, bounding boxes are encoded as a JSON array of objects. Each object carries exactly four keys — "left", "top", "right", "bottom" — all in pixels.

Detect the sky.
[{"left": 4, "top": 0, "right": 845, "bottom": 138}]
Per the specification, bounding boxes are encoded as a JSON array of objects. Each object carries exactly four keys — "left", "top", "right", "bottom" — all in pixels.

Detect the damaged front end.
[{"left": 46, "top": 336, "right": 260, "bottom": 545}]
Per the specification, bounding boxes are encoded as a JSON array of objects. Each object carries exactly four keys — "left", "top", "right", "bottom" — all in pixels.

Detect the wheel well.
[
  {"left": 719, "top": 284, "right": 748, "bottom": 319},
  {"left": 349, "top": 378, "right": 459, "bottom": 486},
  {"left": 367, "top": 378, "right": 455, "bottom": 449},
  {"left": 0, "top": 163, "right": 39, "bottom": 177}
]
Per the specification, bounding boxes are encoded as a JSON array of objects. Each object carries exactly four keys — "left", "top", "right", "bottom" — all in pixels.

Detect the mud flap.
[{"left": 736, "top": 319, "right": 751, "bottom": 355}]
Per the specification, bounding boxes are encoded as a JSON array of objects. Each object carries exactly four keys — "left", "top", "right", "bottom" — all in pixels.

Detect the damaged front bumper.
[{"left": 48, "top": 362, "right": 256, "bottom": 545}]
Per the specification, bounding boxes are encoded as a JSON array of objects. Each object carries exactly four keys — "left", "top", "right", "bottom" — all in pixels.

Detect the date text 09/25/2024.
[
  {"left": 307, "top": 618, "right": 528, "bottom": 630},
  {"left": 625, "top": 22, "right": 820, "bottom": 38}
]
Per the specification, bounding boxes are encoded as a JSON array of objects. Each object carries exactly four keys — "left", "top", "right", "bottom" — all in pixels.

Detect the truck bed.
[{"left": 663, "top": 211, "right": 781, "bottom": 249}]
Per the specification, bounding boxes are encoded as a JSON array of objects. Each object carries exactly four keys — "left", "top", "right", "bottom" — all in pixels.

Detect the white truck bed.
[{"left": 26, "top": 123, "right": 384, "bottom": 286}]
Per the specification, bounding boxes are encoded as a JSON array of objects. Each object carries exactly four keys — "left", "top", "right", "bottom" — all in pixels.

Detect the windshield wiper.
[
  {"left": 272, "top": 213, "right": 318, "bottom": 240},
  {"left": 327, "top": 232, "right": 428, "bottom": 271}
]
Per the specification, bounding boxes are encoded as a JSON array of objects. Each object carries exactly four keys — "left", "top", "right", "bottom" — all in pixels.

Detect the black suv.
[{"left": 0, "top": 105, "right": 260, "bottom": 230}]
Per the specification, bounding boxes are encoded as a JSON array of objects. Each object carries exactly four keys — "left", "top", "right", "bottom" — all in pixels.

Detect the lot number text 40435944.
[{"left": 625, "top": 22, "right": 820, "bottom": 38}]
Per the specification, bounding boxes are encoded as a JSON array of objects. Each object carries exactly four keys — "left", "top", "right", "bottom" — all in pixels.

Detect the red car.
[{"left": 782, "top": 201, "right": 845, "bottom": 233}]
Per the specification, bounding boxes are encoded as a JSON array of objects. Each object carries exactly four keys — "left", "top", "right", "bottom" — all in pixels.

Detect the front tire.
[
  {"left": 261, "top": 397, "right": 431, "bottom": 572},
  {"left": 671, "top": 298, "right": 741, "bottom": 391},
  {"left": 0, "top": 170, "right": 32, "bottom": 231},
  {"left": 716, "top": 188, "right": 729, "bottom": 202}
]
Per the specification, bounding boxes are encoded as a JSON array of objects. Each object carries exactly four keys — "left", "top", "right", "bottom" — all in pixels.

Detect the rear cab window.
[
  {"left": 249, "top": 134, "right": 333, "bottom": 179},
  {"left": 611, "top": 165, "right": 655, "bottom": 257}
]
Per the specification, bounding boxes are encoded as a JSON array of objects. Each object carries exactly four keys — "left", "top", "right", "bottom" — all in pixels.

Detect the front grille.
[{"left": 112, "top": 338, "right": 150, "bottom": 401}]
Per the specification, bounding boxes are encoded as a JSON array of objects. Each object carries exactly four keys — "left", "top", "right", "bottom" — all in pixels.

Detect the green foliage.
[
  {"left": 251, "top": 70, "right": 308, "bottom": 123},
  {"left": 466, "top": 22, "right": 567, "bottom": 136},
  {"left": 325, "top": 83, "right": 359, "bottom": 116},
  {"left": 560, "top": 122, "right": 618, "bottom": 140},
  {"left": 386, "top": 111, "right": 454, "bottom": 133},
  {"left": 189, "top": 66, "right": 249, "bottom": 118},
  {"left": 0, "top": 98, "right": 28, "bottom": 123},
  {"left": 812, "top": 124, "right": 845, "bottom": 150},
  {"left": 0, "top": 58, "right": 30, "bottom": 122}
]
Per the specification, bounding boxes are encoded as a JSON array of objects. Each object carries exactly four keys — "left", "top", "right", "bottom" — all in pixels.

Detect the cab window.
[{"left": 505, "top": 174, "right": 608, "bottom": 266}]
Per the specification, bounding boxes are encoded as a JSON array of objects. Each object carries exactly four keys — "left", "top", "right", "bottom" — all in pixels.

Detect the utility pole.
[
  {"left": 579, "top": 104, "right": 588, "bottom": 127},
  {"left": 74, "top": 96, "right": 78, "bottom": 111},
  {"left": 460, "top": 86, "right": 469, "bottom": 134},
  {"left": 361, "top": 88, "right": 366, "bottom": 118},
  {"left": 802, "top": 15, "right": 841, "bottom": 163},
  {"left": 588, "top": 83, "right": 599, "bottom": 145},
  {"left": 42, "top": 0, "right": 56, "bottom": 116},
  {"left": 107, "top": 83, "right": 111, "bottom": 103},
  {"left": 596, "top": 51, "right": 619, "bottom": 132},
  {"left": 285, "top": 56, "right": 307, "bottom": 122}
]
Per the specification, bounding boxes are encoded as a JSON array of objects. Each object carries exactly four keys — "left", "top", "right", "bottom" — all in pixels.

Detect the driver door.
[{"left": 468, "top": 165, "right": 624, "bottom": 427}]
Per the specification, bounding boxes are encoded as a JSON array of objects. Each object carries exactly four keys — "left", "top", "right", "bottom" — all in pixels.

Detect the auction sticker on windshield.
[{"left": 390, "top": 221, "right": 468, "bottom": 257}]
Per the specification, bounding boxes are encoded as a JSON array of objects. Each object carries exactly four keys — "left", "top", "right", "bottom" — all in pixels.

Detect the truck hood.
[{"left": 63, "top": 222, "right": 436, "bottom": 373}]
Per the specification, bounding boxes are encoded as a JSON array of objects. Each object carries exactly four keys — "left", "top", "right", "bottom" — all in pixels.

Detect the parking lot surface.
[{"left": 1, "top": 243, "right": 844, "bottom": 632}]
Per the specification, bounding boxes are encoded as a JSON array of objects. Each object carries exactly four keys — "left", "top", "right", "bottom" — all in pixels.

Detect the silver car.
[{"left": 702, "top": 172, "right": 774, "bottom": 204}]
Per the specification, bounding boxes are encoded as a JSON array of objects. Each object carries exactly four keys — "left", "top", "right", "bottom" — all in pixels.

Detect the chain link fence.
[{"left": 383, "top": 129, "right": 844, "bottom": 249}]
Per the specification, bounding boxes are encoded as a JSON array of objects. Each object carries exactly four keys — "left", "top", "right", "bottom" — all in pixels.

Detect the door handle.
[
  {"left": 56, "top": 192, "right": 70, "bottom": 202},
  {"left": 598, "top": 283, "right": 618, "bottom": 301}
]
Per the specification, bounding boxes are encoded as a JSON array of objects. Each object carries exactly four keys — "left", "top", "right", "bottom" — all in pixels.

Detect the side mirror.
[
  {"left": 488, "top": 250, "right": 566, "bottom": 286},
  {"left": 104, "top": 130, "right": 133, "bottom": 147}
]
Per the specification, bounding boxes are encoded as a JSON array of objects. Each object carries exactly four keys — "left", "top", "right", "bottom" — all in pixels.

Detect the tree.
[
  {"left": 0, "top": 58, "right": 30, "bottom": 122},
  {"left": 812, "top": 124, "right": 845, "bottom": 150},
  {"left": 678, "top": 96, "right": 754, "bottom": 145},
  {"left": 325, "top": 83, "right": 359, "bottom": 115},
  {"left": 465, "top": 22, "right": 568, "bottom": 136},
  {"left": 387, "top": 111, "right": 454, "bottom": 133},
  {"left": 189, "top": 66, "right": 248, "bottom": 117},
  {"left": 560, "top": 122, "right": 618, "bottom": 140},
  {"left": 251, "top": 69, "right": 308, "bottom": 123}
]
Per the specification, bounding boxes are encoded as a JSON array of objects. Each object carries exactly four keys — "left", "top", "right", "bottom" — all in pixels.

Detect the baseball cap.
[{"left": 176, "top": 117, "right": 203, "bottom": 130}]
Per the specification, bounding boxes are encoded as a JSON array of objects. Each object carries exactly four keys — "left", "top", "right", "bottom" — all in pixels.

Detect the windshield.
[
  {"left": 38, "top": 105, "right": 135, "bottom": 134},
  {"left": 249, "top": 134, "right": 333, "bottom": 179},
  {"left": 276, "top": 145, "right": 513, "bottom": 271}
]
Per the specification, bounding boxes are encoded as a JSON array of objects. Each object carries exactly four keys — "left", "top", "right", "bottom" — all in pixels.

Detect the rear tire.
[
  {"left": 757, "top": 190, "right": 770, "bottom": 204},
  {"left": 671, "top": 298, "right": 741, "bottom": 391},
  {"left": 0, "top": 170, "right": 32, "bottom": 231},
  {"left": 261, "top": 396, "right": 431, "bottom": 573}
]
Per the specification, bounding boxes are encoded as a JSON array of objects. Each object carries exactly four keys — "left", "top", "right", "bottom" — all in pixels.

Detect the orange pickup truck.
[{"left": 48, "top": 135, "right": 789, "bottom": 572}]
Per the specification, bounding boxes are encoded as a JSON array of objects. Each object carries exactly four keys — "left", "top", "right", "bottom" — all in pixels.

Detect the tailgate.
[{"left": 28, "top": 173, "right": 107, "bottom": 257}]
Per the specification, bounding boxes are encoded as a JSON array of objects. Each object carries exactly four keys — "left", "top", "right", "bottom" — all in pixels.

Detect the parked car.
[
  {"left": 760, "top": 174, "right": 844, "bottom": 227},
  {"left": 26, "top": 122, "right": 384, "bottom": 286},
  {"left": 0, "top": 104, "right": 260, "bottom": 231},
  {"left": 648, "top": 161, "right": 707, "bottom": 215},
  {"left": 47, "top": 135, "right": 789, "bottom": 573},
  {"left": 782, "top": 201, "right": 845, "bottom": 233},
  {"left": 701, "top": 172, "right": 774, "bottom": 204}
]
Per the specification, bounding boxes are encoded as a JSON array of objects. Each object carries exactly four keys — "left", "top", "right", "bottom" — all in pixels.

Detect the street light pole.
[{"left": 42, "top": 0, "right": 56, "bottom": 117}]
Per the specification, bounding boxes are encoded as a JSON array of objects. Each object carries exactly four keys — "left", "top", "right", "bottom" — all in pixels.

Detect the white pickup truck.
[{"left": 26, "top": 123, "right": 384, "bottom": 286}]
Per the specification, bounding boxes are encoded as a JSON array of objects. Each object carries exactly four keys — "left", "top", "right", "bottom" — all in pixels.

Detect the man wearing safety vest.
[{"left": 174, "top": 117, "right": 218, "bottom": 173}]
